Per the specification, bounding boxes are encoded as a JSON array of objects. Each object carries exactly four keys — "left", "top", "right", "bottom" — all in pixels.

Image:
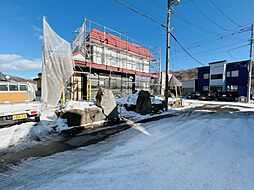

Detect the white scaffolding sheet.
[{"left": 41, "top": 17, "right": 74, "bottom": 107}]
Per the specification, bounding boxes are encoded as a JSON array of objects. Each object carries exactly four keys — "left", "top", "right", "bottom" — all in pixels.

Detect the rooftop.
[{"left": 87, "top": 28, "right": 153, "bottom": 59}]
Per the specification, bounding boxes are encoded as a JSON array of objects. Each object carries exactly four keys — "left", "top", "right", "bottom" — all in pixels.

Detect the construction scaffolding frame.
[{"left": 71, "top": 18, "right": 161, "bottom": 100}]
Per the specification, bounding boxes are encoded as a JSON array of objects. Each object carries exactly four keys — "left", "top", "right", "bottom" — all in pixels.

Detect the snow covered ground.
[
  {"left": 0, "top": 110, "right": 58, "bottom": 155},
  {"left": 1, "top": 110, "right": 254, "bottom": 190},
  {"left": 1, "top": 96, "right": 253, "bottom": 156}
]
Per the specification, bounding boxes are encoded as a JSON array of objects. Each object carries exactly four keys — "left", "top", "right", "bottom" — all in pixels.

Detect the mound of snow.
[
  {"left": 117, "top": 92, "right": 139, "bottom": 105},
  {"left": 62, "top": 100, "right": 97, "bottom": 111},
  {"left": 117, "top": 92, "right": 163, "bottom": 105},
  {"left": 0, "top": 110, "right": 57, "bottom": 155}
]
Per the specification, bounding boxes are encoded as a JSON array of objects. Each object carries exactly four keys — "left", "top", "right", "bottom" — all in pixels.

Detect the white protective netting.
[{"left": 42, "top": 17, "right": 74, "bottom": 107}]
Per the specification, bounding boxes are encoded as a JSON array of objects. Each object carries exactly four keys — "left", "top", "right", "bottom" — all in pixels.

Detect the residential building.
[
  {"left": 197, "top": 60, "right": 250, "bottom": 97},
  {"left": 69, "top": 19, "right": 161, "bottom": 101}
]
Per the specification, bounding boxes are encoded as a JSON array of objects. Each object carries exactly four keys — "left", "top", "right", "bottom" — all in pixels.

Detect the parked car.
[
  {"left": 0, "top": 81, "right": 41, "bottom": 125},
  {"left": 198, "top": 91, "right": 216, "bottom": 101},
  {"left": 186, "top": 92, "right": 200, "bottom": 99},
  {"left": 216, "top": 91, "right": 237, "bottom": 102}
]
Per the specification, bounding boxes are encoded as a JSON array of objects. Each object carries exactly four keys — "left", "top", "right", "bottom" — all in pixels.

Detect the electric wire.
[
  {"left": 170, "top": 33, "right": 205, "bottom": 66},
  {"left": 191, "top": 0, "right": 228, "bottom": 31},
  {"left": 173, "top": 13, "right": 218, "bottom": 34},
  {"left": 208, "top": 0, "right": 243, "bottom": 28},
  {"left": 176, "top": 42, "right": 250, "bottom": 59},
  {"left": 227, "top": 44, "right": 250, "bottom": 59},
  {"left": 114, "top": 0, "right": 250, "bottom": 66},
  {"left": 114, "top": 0, "right": 166, "bottom": 28}
]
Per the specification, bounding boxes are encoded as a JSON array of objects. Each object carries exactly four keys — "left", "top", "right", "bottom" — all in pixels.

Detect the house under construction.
[{"left": 68, "top": 18, "right": 161, "bottom": 101}]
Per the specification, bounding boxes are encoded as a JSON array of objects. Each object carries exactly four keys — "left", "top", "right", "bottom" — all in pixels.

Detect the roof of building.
[
  {"left": 87, "top": 28, "right": 153, "bottom": 59},
  {"left": 227, "top": 60, "right": 249, "bottom": 65},
  {"left": 209, "top": 60, "right": 227, "bottom": 65}
]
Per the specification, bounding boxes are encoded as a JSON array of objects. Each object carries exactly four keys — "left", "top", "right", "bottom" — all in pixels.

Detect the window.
[
  {"left": 19, "top": 85, "right": 28, "bottom": 91},
  {"left": 9, "top": 84, "right": 18, "bottom": 91},
  {"left": 210, "top": 85, "right": 222, "bottom": 92},
  {"left": 203, "top": 73, "right": 209, "bottom": 79},
  {"left": 211, "top": 74, "right": 223, "bottom": 80},
  {"left": 231, "top": 70, "right": 239, "bottom": 77},
  {"left": 203, "top": 86, "right": 209, "bottom": 91},
  {"left": 226, "top": 71, "right": 231, "bottom": 77},
  {"left": 0, "top": 84, "right": 8, "bottom": 91},
  {"left": 227, "top": 85, "right": 238, "bottom": 92}
]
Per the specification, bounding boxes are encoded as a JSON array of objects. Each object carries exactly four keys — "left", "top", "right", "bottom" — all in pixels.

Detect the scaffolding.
[{"left": 70, "top": 18, "right": 161, "bottom": 100}]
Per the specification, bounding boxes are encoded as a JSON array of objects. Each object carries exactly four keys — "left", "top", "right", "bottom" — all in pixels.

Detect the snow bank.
[
  {"left": 62, "top": 100, "right": 97, "bottom": 111},
  {"left": 117, "top": 92, "right": 139, "bottom": 105},
  {"left": 117, "top": 92, "right": 163, "bottom": 105},
  {"left": 0, "top": 110, "right": 57, "bottom": 155},
  {"left": 55, "top": 118, "right": 71, "bottom": 132}
]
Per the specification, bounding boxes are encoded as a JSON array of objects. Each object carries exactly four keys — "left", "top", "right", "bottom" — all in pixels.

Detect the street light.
[{"left": 165, "top": 0, "right": 180, "bottom": 111}]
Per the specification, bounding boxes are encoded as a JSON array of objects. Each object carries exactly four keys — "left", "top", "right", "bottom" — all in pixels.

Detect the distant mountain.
[{"left": 171, "top": 68, "right": 198, "bottom": 81}]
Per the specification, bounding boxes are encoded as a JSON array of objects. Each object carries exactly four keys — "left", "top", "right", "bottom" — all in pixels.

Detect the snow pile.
[
  {"left": 117, "top": 92, "right": 139, "bottom": 105},
  {"left": 55, "top": 118, "right": 70, "bottom": 132},
  {"left": 117, "top": 92, "right": 163, "bottom": 105},
  {"left": 62, "top": 100, "right": 97, "bottom": 111},
  {"left": 150, "top": 96, "right": 164, "bottom": 104},
  {"left": 0, "top": 110, "right": 57, "bottom": 155}
]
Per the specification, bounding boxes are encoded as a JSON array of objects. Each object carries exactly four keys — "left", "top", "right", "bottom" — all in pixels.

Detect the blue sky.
[{"left": 0, "top": 0, "right": 254, "bottom": 79}]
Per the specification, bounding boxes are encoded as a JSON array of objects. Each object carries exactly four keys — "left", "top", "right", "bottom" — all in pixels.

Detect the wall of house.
[
  {"left": 197, "top": 60, "right": 250, "bottom": 97},
  {"left": 226, "top": 61, "right": 249, "bottom": 97},
  {"left": 197, "top": 67, "right": 210, "bottom": 92},
  {"left": 91, "top": 45, "right": 150, "bottom": 73},
  {"left": 209, "top": 61, "right": 227, "bottom": 92}
]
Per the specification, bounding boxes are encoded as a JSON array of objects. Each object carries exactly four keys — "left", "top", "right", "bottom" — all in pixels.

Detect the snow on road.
[
  {"left": 1, "top": 111, "right": 254, "bottom": 190},
  {"left": 0, "top": 110, "right": 57, "bottom": 155}
]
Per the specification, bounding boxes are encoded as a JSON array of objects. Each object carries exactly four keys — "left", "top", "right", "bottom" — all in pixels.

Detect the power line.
[
  {"left": 227, "top": 44, "right": 250, "bottom": 59},
  {"left": 208, "top": 0, "right": 243, "bottom": 28},
  {"left": 186, "top": 27, "right": 251, "bottom": 49},
  {"left": 147, "top": 0, "right": 165, "bottom": 11},
  {"left": 177, "top": 41, "right": 250, "bottom": 59},
  {"left": 173, "top": 13, "right": 218, "bottom": 34},
  {"left": 170, "top": 33, "right": 205, "bottom": 66},
  {"left": 191, "top": 0, "right": 228, "bottom": 31},
  {"left": 114, "top": 0, "right": 248, "bottom": 67},
  {"left": 114, "top": 0, "right": 166, "bottom": 28},
  {"left": 115, "top": 0, "right": 205, "bottom": 66}
]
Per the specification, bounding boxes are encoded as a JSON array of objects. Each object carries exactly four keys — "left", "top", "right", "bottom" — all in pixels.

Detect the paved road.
[{"left": 1, "top": 110, "right": 254, "bottom": 190}]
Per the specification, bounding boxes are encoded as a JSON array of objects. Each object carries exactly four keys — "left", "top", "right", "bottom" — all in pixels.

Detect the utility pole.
[
  {"left": 165, "top": 0, "right": 171, "bottom": 111},
  {"left": 165, "top": 0, "right": 180, "bottom": 111},
  {"left": 247, "top": 24, "right": 254, "bottom": 103}
]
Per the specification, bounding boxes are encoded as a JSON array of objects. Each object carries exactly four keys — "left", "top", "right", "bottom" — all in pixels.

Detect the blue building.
[{"left": 197, "top": 60, "right": 250, "bottom": 97}]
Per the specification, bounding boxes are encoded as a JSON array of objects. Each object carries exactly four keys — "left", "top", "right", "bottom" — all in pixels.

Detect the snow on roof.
[{"left": 88, "top": 28, "right": 153, "bottom": 59}]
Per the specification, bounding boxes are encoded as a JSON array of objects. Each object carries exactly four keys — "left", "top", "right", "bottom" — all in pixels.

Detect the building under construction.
[{"left": 68, "top": 18, "right": 161, "bottom": 101}]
